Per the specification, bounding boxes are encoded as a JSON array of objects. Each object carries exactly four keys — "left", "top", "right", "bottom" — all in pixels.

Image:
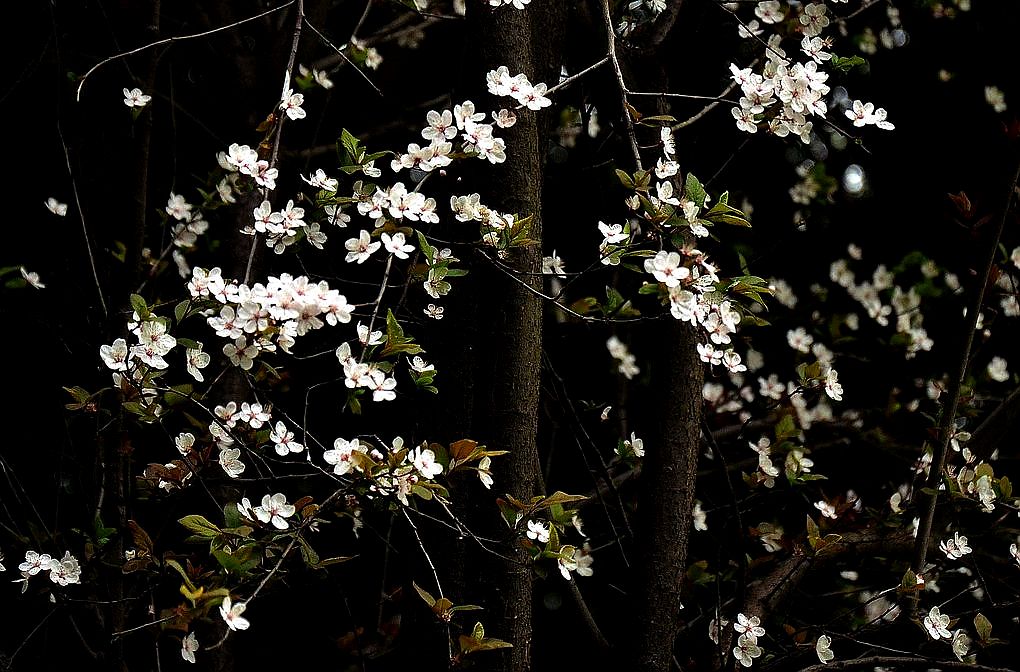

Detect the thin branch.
[
  {"left": 402, "top": 508, "right": 453, "bottom": 665},
  {"left": 599, "top": 0, "right": 643, "bottom": 171},
  {"left": 303, "top": 17, "right": 383, "bottom": 96},
  {"left": 58, "top": 124, "right": 108, "bottom": 319},
  {"left": 911, "top": 151, "right": 1020, "bottom": 595},
  {"left": 798, "top": 656, "right": 1014, "bottom": 672},
  {"left": 674, "top": 80, "right": 739, "bottom": 130},
  {"left": 75, "top": 1, "right": 296, "bottom": 101},
  {"left": 111, "top": 615, "right": 177, "bottom": 639},
  {"left": 9, "top": 607, "right": 60, "bottom": 666},
  {"left": 544, "top": 55, "right": 611, "bottom": 98},
  {"left": 477, "top": 249, "right": 658, "bottom": 323},
  {"left": 245, "top": 0, "right": 305, "bottom": 285},
  {"left": 567, "top": 578, "right": 611, "bottom": 650}
]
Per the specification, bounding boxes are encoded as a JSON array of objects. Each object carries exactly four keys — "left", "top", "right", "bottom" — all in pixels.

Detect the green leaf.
[
  {"left": 974, "top": 612, "right": 992, "bottom": 642},
  {"left": 415, "top": 230, "right": 435, "bottom": 263},
  {"left": 174, "top": 300, "right": 190, "bottom": 324},
  {"left": 830, "top": 54, "right": 867, "bottom": 74},
  {"left": 684, "top": 173, "right": 708, "bottom": 209},
  {"left": 898, "top": 569, "right": 920, "bottom": 594},
  {"left": 806, "top": 515, "right": 820, "bottom": 549},
  {"left": 637, "top": 114, "right": 677, "bottom": 125},
  {"left": 536, "top": 491, "right": 588, "bottom": 509},
  {"left": 212, "top": 546, "right": 259, "bottom": 574},
  {"left": 704, "top": 201, "right": 751, "bottom": 227},
  {"left": 176, "top": 337, "right": 200, "bottom": 350},
  {"left": 129, "top": 294, "right": 149, "bottom": 318},
  {"left": 615, "top": 169, "right": 635, "bottom": 190},
  {"left": 178, "top": 515, "right": 221, "bottom": 538},
  {"left": 413, "top": 580, "right": 437, "bottom": 607},
  {"left": 94, "top": 515, "right": 118, "bottom": 546},
  {"left": 164, "top": 558, "right": 196, "bottom": 593},
  {"left": 297, "top": 536, "right": 320, "bottom": 566},
  {"left": 999, "top": 475, "right": 1012, "bottom": 498},
  {"left": 339, "top": 128, "right": 365, "bottom": 165},
  {"left": 775, "top": 414, "right": 798, "bottom": 441}
]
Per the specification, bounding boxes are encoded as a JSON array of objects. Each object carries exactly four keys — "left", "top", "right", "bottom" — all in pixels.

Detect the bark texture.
[{"left": 632, "top": 320, "right": 704, "bottom": 672}]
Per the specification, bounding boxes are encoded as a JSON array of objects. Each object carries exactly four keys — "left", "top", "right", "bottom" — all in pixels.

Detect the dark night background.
[{"left": 2, "top": 1, "right": 1019, "bottom": 670}]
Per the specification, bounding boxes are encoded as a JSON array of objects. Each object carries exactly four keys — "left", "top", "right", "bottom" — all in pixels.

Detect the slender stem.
[
  {"left": 402, "top": 508, "right": 453, "bottom": 667},
  {"left": 599, "top": 0, "right": 643, "bottom": 171},
  {"left": 58, "top": 124, "right": 108, "bottom": 319},
  {"left": 75, "top": 1, "right": 296, "bottom": 101},
  {"left": 244, "top": 0, "right": 305, "bottom": 285},
  {"left": 303, "top": 17, "right": 383, "bottom": 96},
  {"left": 543, "top": 55, "right": 610, "bottom": 98},
  {"left": 911, "top": 153, "right": 1020, "bottom": 592}
]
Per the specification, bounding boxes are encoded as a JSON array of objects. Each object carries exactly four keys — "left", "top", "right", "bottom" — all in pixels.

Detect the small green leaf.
[
  {"left": 806, "top": 515, "right": 820, "bottom": 549},
  {"left": 129, "top": 294, "right": 149, "bottom": 318},
  {"left": 974, "top": 612, "right": 992, "bottom": 642},
  {"left": 536, "top": 491, "right": 588, "bottom": 509},
  {"left": 178, "top": 515, "right": 221, "bottom": 538},
  {"left": 413, "top": 580, "right": 437, "bottom": 607},
  {"left": 615, "top": 169, "right": 635, "bottom": 190},
  {"left": 830, "top": 54, "right": 867, "bottom": 74},
  {"left": 684, "top": 173, "right": 708, "bottom": 209},
  {"left": 775, "top": 414, "right": 798, "bottom": 441},
  {"left": 898, "top": 569, "right": 920, "bottom": 594},
  {"left": 164, "top": 558, "right": 196, "bottom": 593}
]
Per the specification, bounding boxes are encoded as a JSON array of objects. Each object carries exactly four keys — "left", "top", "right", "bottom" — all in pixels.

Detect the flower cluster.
[
  {"left": 844, "top": 100, "right": 895, "bottom": 130},
  {"left": 164, "top": 192, "right": 210, "bottom": 250},
  {"left": 733, "top": 613, "right": 765, "bottom": 667},
  {"left": 354, "top": 182, "right": 439, "bottom": 225},
  {"left": 217, "top": 142, "right": 279, "bottom": 191},
  {"left": 323, "top": 436, "right": 445, "bottom": 506},
  {"left": 486, "top": 66, "right": 552, "bottom": 110},
  {"left": 729, "top": 53, "right": 830, "bottom": 143},
  {"left": 243, "top": 199, "right": 326, "bottom": 254},
  {"left": 727, "top": 3, "right": 894, "bottom": 143},
  {"left": 393, "top": 101, "right": 508, "bottom": 168},
  {"left": 18, "top": 550, "right": 82, "bottom": 587},
  {"left": 450, "top": 192, "right": 526, "bottom": 251},
  {"left": 191, "top": 267, "right": 352, "bottom": 356},
  {"left": 488, "top": 0, "right": 530, "bottom": 8},
  {"left": 336, "top": 341, "right": 399, "bottom": 401},
  {"left": 939, "top": 531, "right": 973, "bottom": 559}
]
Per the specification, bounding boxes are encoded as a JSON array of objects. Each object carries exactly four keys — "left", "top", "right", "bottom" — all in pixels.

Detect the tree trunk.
[{"left": 631, "top": 320, "right": 703, "bottom": 672}]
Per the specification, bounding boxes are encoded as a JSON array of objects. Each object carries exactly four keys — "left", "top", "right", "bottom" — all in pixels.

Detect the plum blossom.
[
  {"left": 815, "top": 634, "right": 834, "bottom": 663},
  {"left": 123, "top": 87, "right": 151, "bottom": 108},
  {"left": 923, "top": 605, "right": 952, "bottom": 640},
  {"left": 220, "top": 596, "right": 250, "bottom": 631},
  {"left": 182, "top": 632, "right": 199, "bottom": 664},
  {"left": 939, "top": 531, "right": 972, "bottom": 559},
  {"left": 526, "top": 520, "right": 550, "bottom": 543},
  {"left": 254, "top": 493, "right": 296, "bottom": 529}
]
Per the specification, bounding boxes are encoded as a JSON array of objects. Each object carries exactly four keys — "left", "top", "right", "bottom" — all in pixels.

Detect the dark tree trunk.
[{"left": 631, "top": 321, "right": 703, "bottom": 671}]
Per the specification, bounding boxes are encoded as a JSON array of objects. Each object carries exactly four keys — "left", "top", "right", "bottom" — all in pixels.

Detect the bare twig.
[
  {"left": 302, "top": 17, "right": 383, "bottom": 96},
  {"left": 911, "top": 152, "right": 1020, "bottom": 596},
  {"left": 567, "top": 579, "right": 611, "bottom": 650},
  {"left": 402, "top": 509, "right": 454, "bottom": 665},
  {"left": 544, "top": 55, "right": 611, "bottom": 98},
  {"left": 798, "top": 655, "right": 1014, "bottom": 672},
  {"left": 75, "top": 2, "right": 296, "bottom": 101},
  {"left": 58, "top": 124, "right": 108, "bottom": 319},
  {"left": 599, "top": 0, "right": 643, "bottom": 171}
]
